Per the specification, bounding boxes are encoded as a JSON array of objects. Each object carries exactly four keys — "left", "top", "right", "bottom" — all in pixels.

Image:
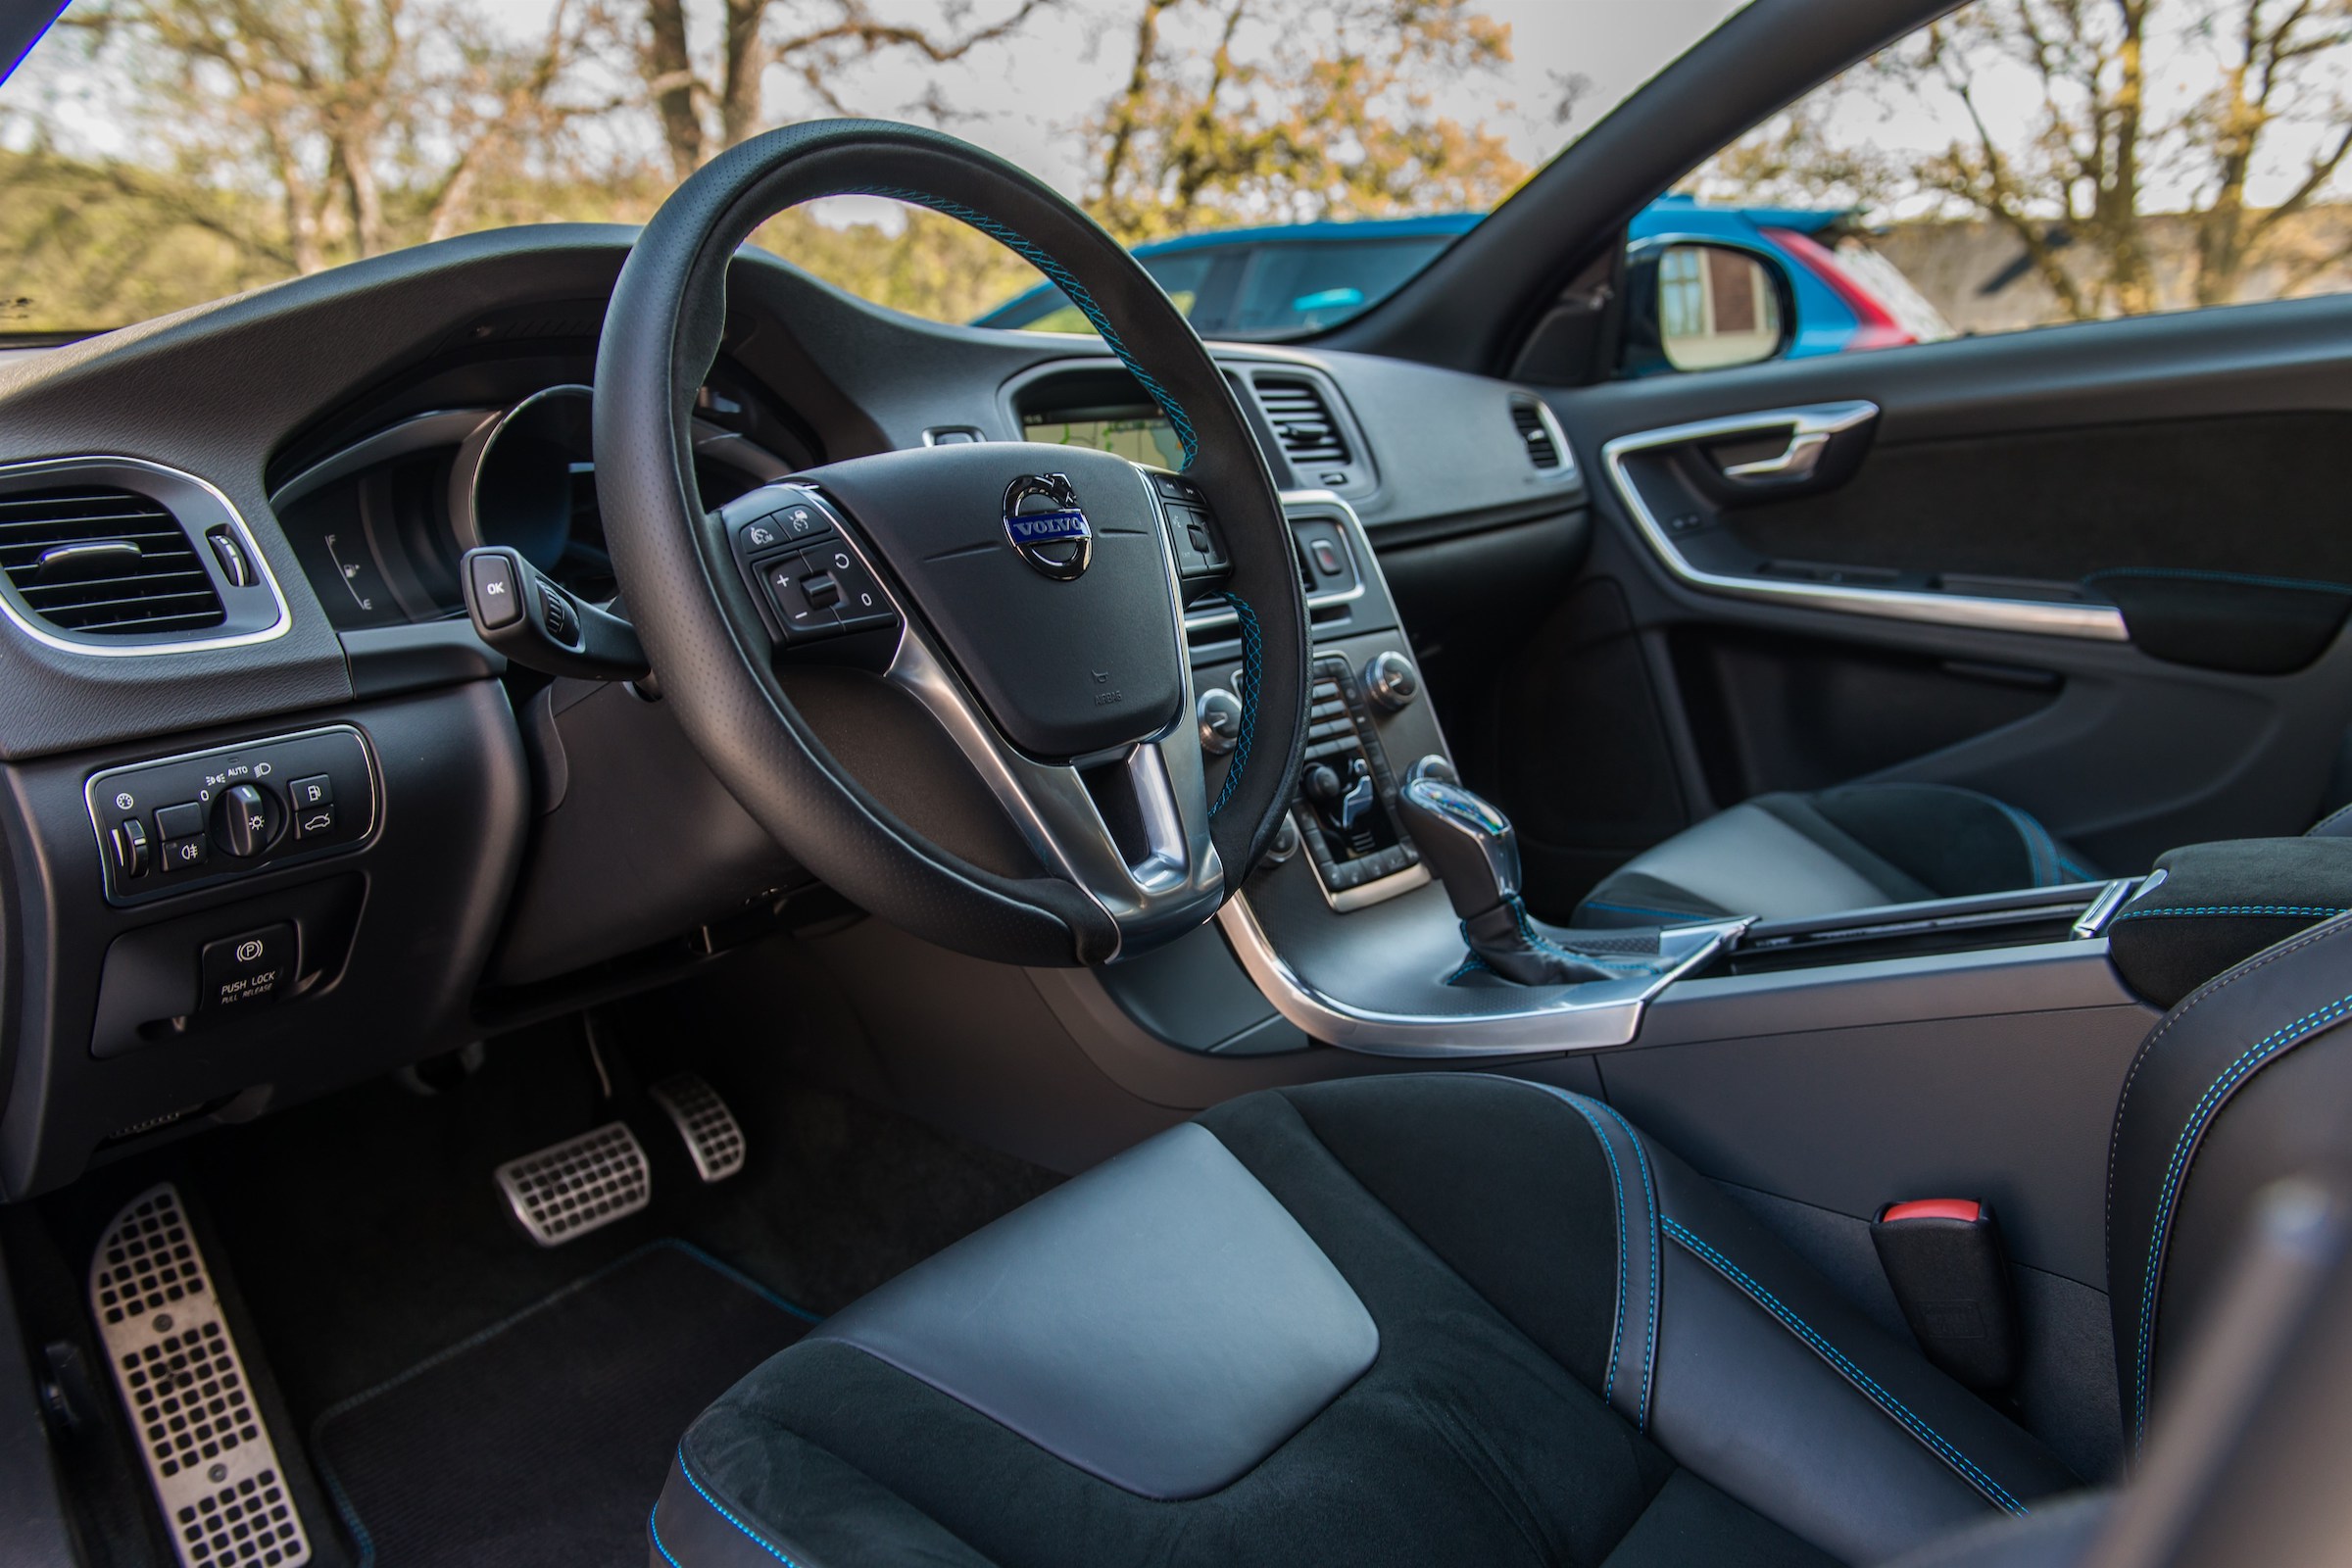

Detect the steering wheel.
[{"left": 593, "top": 120, "right": 1309, "bottom": 967}]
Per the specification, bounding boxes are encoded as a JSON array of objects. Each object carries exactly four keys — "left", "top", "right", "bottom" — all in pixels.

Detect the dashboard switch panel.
[{"left": 86, "top": 725, "right": 378, "bottom": 906}]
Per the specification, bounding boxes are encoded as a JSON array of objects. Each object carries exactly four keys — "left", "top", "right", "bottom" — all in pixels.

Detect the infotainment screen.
[{"left": 1021, "top": 408, "right": 1185, "bottom": 470}]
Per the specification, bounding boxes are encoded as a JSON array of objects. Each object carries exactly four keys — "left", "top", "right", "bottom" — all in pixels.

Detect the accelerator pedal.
[
  {"left": 89, "top": 1184, "right": 311, "bottom": 1568},
  {"left": 650, "top": 1073, "right": 747, "bottom": 1183},
  {"left": 493, "top": 1121, "right": 651, "bottom": 1247}
]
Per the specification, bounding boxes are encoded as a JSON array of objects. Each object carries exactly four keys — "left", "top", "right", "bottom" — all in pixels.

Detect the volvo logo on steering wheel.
[{"left": 1002, "top": 473, "right": 1094, "bottom": 581}]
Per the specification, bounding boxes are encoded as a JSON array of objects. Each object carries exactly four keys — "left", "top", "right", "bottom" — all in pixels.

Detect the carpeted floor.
[{"left": 312, "top": 1242, "right": 812, "bottom": 1568}]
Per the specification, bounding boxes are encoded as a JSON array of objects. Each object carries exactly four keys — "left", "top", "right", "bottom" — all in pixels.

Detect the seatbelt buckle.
[{"left": 1870, "top": 1199, "right": 2019, "bottom": 1392}]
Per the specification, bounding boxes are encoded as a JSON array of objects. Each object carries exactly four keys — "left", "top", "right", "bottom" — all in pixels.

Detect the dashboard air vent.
[
  {"left": 1251, "top": 375, "right": 1351, "bottom": 466},
  {"left": 1510, "top": 398, "right": 1563, "bottom": 469},
  {"left": 0, "top": 488, "right": 225, "bottom": 635}
]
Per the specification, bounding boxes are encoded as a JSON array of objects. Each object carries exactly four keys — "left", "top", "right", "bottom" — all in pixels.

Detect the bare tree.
[
  {"left": 1698, "top": 0, "right": 2352, "bottom": 321},
  {"left": 631, "top": 0, "right": 1052, "bottom": 175},
  {"left": 1086, "top": 0, "right": 1523, "bottom": 244}
]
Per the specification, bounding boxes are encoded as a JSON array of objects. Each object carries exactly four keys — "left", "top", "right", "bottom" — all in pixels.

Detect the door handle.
[{"left": 1721, "top": 428, "right": 1831, "bottom": 481}]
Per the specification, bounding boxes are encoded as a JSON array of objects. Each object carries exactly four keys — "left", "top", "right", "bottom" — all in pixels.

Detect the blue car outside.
[{"left": 973, "top": 195, "right": 1950, "bottom": 357}]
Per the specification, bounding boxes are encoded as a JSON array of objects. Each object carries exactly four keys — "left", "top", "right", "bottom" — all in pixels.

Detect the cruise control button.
[
  {"left": 763, "top": 556, "right": 838, "bottom": 640},
  {"left": 802, "top": 572, "right": 842, "bottom": 611},
  {"left": 823, "top": 551, "right": 895, "bottom": 628},
  {"left": 777, "top": 503, "right": 830, "bottom": 541}
]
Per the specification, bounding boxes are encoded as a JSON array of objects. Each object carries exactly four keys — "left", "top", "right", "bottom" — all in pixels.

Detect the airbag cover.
[
  {"left": 807, "top": 442, "right": 1184, "bottom": 760},
  {"left": 808, "top": 1122, "right": 1379, "bottom": 1498}
]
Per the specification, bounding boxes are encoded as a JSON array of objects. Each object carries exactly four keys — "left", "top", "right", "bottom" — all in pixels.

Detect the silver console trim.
[
  {"left": 1182, "top": 488, "right": 1367, "bottom": 631},
  {"left": 1600, "top": 403, "right": 2130, "bottom": 642},
  {"left": 1216, "top": 896, "right": 1748, "bottom": 1056}
]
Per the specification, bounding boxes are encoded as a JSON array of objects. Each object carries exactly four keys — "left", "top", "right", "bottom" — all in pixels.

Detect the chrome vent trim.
[
  {"left": 0, "top": 489, "right": 225, "bottom": 634},
  {"left": 0, "top": 457, "right": 292, "bottom": 657},
  {"left": 1250, "top": 373, "right": 1351, "bottom": 466}
]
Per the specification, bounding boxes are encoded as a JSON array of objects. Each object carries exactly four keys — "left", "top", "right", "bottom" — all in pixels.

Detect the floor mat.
[{"left": 311, "top": 1241, "right": 814, "bottom": 1567}]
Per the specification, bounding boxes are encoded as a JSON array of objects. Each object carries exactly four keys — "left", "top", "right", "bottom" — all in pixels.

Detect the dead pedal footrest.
[
  {"left": 494, "top": 1121, "right": 651, "bottom": 1246},
  {"left": 89, "top": 1184, "right": 311, "bottom": 1568},
  {"left": 650, "top": 1073, "right": 747, "bottom": 1183}
]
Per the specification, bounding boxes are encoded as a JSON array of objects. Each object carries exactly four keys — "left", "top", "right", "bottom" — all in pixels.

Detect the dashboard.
[{"left": 0, "top": 224, "right": 1588, "bottom": 1198}]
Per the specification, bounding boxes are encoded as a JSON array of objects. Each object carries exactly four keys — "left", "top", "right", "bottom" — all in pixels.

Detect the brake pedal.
[
  {"left": 493, "top": 1121, "right": 651, "bottom": 1246},
  {"left": 88, "top": 1185, "right": 311, "bottom": 1568},
  {"left": 650, "top": 1073, "right": 747, "bottom": 1183}
]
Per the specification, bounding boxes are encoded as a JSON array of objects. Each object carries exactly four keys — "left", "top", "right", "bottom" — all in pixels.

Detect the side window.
[{"left": 1631, "top": 0, "right": 2352, "bottom": 372}]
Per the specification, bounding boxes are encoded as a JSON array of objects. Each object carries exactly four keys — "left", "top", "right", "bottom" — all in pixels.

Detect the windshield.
[{"left": 0, "top": 0, "right": 1748, "bottom": 339}]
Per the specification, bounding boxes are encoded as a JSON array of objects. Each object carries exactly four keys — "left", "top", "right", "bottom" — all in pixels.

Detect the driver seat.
[{"left": 648, "top": 914, "right": 2352, "bottom": 1568}]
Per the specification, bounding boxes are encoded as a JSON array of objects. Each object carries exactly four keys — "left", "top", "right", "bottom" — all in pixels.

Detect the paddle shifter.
[{"left": 1397, "top": 776, "right": 1666, "bottom": 986}]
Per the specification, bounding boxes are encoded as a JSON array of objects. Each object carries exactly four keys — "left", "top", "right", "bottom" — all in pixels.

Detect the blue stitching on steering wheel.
[
  {"left": 1211, "top": 591, "right": 1261, "bottom": 817},
  {"left": 848, "top": 186, "right": 1200, "bottom": 469}
]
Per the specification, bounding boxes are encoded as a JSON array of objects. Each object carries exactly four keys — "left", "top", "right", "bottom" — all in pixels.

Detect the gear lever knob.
[{"left": 1397, "top": 776, "right": 1520, "bottom": 920}]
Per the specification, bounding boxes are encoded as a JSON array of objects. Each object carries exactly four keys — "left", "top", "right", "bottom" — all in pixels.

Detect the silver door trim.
[{"left": 1600, "top": 403, "right": 2129, "bottom": 642}]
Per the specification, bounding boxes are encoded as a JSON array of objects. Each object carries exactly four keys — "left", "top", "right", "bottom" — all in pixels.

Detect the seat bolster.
[
  {"left": 1639, "top": 1137, "right": 2078, "bottom": 1565},
  {"left": 653, "top": 1434, "right": 997, "bottom": 1568},
  {"left": 2104, "top": 911, "right": 2352, "bottom": 1457}
]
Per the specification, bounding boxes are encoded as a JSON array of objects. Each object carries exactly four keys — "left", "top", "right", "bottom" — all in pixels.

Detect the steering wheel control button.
[
  {"left": 803, "top": 572, "right": 843, "bottom": 611},
  {"left": 86, "top": 726, "right": 378, "bottom": 905},
  {"left": 214, "top": 781, "right": 280, "bottom": 858},
  {"left": 199, "top": 923, "right": 297, "bottom": 1018},
  {"left": 817, "top": 547, "right": 894, "bottom": 629},
  {"left": 467, "top": 552, "right": 523, "bottom": 629},
  {"left": 1363, "top": 651, "right": 1420, "bottom": 712},
  {"left": 764, "top": 556, "right": 839, "bottom": 640},
  {"left": 1198, "top": 688, "right": 1244, "bottom": 756}
]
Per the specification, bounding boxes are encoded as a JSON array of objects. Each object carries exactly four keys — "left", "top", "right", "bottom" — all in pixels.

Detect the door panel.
[{"left": 1511, "top": 295, "right": 2352, "bottom": 917}]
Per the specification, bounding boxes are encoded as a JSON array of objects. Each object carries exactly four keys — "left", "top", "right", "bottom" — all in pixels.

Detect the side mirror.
[{"left": 1622, "top": 240, "right": 1793, "bottom": 375}]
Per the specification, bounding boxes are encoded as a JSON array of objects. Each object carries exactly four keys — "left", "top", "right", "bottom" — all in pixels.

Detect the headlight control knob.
[
  {"left": 1198, "top": 687, "right": 1244, "bottom": 756},
  {"left": 213, "top": 781, "right": 282, "bottom": 859},
  {"left": 1363, "top": 650, "right": 1420, "bottom": 712}
]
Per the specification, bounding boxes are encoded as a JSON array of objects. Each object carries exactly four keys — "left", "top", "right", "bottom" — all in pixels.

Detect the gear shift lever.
[
  {"left": 1396, "top": 776, "right": 1520, "bottom": 921},
  {"left": 1397, "top": 776, "right": 1664, "bottom": 986}
]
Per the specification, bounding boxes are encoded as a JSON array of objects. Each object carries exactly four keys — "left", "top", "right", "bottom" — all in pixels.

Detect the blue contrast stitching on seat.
[
  {"left": 1580, "top": 899, "right": 1698, "bottom": 922},
  {"left": 650, "top": 1505, "right": 685, "bottom": 1568},
  {"left": 851, "top": 186, "right": 1198, "bottom": 468},
  {"left": 2130, "top": 990, "right": 2352, "bottom": 1451},
  {"left": 2113, "top": 905, "right": 2346, "bottom": 922},
  {"left": 1592, "top": 1101, "right": 1660, "bottom": 1432},
  {"left": 1664, "top": 1217, "right": 2032, "bottom": 1516},
  {"left": 676, "top": 1446, "right": 809, "bottom": 1567},
  {"left": 1529, "top": 1085, "right": 1631, "bottom": 1404},
  {"left": 1211, "top": 591, "right": 1261, "bottom": 817}
]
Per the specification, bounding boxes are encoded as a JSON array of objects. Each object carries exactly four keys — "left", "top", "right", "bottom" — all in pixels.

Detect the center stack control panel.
[{"left": 84, "top": 726, "right": 378, "bottom": 906}]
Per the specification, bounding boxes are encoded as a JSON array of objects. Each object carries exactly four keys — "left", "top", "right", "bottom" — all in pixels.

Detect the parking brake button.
[{"left": 198, "top": 923, "right": 297, "bottom": 1018}]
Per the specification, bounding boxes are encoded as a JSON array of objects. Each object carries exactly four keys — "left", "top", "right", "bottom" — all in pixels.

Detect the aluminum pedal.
[
  {"left": 650, "top": 1073, "right": 747, "bottom": 1183},
  {"left": 493, "top": 1121, "right": 651, "bottom": 1246},
  {"left": 89, "top": 1184, "right": 311, "bottom": 1568}
]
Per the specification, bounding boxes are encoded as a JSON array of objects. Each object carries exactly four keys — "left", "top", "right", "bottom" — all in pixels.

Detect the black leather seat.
[
  {"left": 649, "top": 913, "right": 2352, "bottom": 1568},
  {"left": 1571, "top": 781, "right": 2101, "bottom": 929}
]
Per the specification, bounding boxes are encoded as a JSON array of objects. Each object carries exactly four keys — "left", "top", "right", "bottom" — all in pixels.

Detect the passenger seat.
[
  {"left": 1571, "top": 782, "right": 2102, "bottom": 928},
  {"left": 1573, "top": 780, "right": 2352, "bottom": 929}
]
